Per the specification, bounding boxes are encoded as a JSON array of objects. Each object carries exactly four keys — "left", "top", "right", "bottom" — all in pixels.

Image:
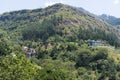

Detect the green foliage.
[
  {"left": 97, "top": 59, "right": 117, "bottom": 80},
  {"left": 0, "top": 54, "right": 40, "bottom": 80},
  {"left": 76, "top": 49, "right": 93, "bottom": 67},
  {"left": 74, "top": 47, "right": 119, "bottom": 80},
  {"left": 34, "top": 59, "right": 76, "bottom": 80},
  {"left": 0, "top": 29, "right": 7, "bottom": 38},
  {"left": 22, "top": 15, "right": 63, "bottom": 41},
  {"left": 0, "top": 39, "right": 12, "bottom": 56},
  {"left": 77, "top": 67, "right": 99, "bottom": 80},
  {"left": 94, "top": 48, "right": 108, "bottom": 60},
  {"left": 89, "top": 49, "right": 117, "bottom": 80},
  {"left": 37, "top": 64, "right": 69, "bottom": 80}
]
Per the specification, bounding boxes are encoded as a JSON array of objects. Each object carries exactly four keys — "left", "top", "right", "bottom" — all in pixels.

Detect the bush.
[{"left": 76, "top": 49, "right": 93, "bottom": 67}]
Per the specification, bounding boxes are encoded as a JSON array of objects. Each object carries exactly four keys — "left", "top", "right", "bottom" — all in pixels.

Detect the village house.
[
  {"left": 89, "top": 40, "right": 102, "bottom": 46},
  {"left": 23, "top": 46, "right": 36, "bottom": 58}
]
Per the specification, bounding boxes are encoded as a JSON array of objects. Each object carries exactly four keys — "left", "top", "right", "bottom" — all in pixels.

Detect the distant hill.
[
  {"left": 0, "top": 3, "right": 120, "bottom": 46},
  {"left": 99, "top": 14, "right": 120, "bottom": 26}
]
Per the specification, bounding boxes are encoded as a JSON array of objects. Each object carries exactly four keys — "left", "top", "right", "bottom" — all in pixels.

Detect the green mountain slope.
[
  {"left": 0, "top": 4, "right": 116, "bottom": 31},
  {"left": 0, "top": 3, "right": 120, "bottom": 46}
]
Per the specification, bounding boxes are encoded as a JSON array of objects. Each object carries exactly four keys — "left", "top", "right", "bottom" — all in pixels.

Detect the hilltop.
[{"left": 0, "top": 3, "right": 116, "bottom": 30}]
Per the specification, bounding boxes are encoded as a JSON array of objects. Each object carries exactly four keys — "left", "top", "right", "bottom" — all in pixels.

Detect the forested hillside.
[
  {"left": 0, "top": 3, "right": 120, "bottom": 80},
  {"left": 0, "top": 3, "right": 120, "bottom": 46}
]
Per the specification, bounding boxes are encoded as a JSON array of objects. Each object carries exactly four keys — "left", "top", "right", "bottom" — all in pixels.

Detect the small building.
[{"left": 89, "top": 40, "right": 102, "bottom": 46}]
